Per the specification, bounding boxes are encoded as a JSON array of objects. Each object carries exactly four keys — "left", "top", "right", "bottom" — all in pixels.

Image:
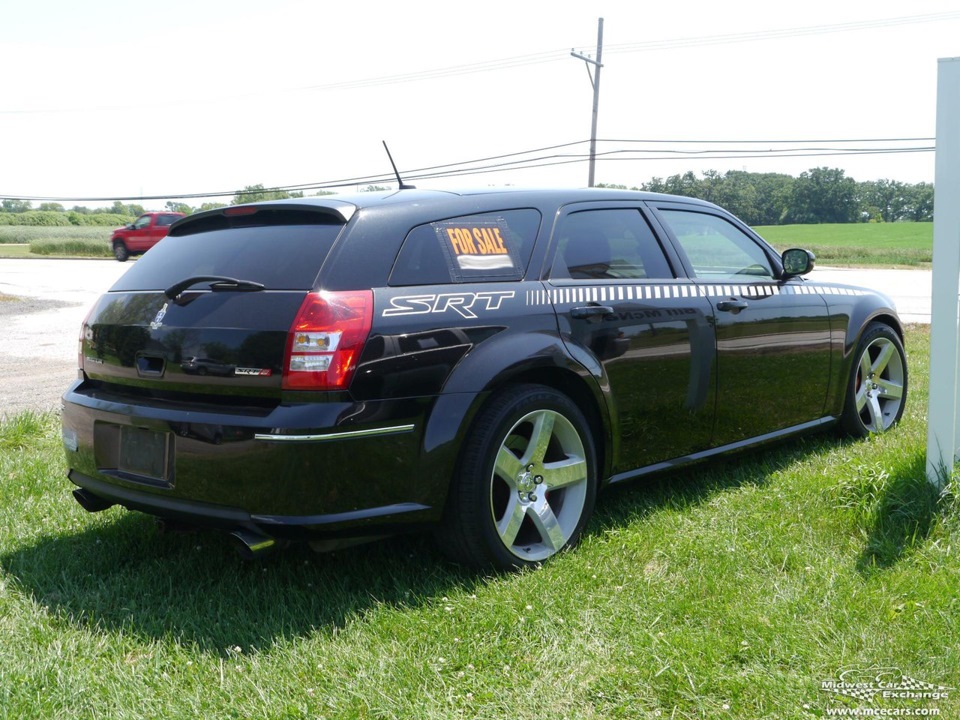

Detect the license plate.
[
  {"left": 94, "top": 423, "right": 173, "bottom": 486},
  {"left": 118, "top": 426, "right": 169, "bottom": 481}
]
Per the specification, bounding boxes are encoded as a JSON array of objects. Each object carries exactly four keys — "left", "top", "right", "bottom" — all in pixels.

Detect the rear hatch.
[{"left": 80, "top": 204, "right": 359, "bottom": 402}]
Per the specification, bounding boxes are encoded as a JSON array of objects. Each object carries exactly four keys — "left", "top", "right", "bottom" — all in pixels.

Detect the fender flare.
[{"left": 416, "top": 330, "right": 617, "bottom": 516}]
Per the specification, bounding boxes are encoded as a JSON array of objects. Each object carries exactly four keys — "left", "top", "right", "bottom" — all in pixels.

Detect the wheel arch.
[
  {"left": 848, "top": 310, "right": 903, "bottom": 349},
  {"left": 837, "top": 309, "right": 904, "bottom": 395},
  {"left": 417, "top": 353, "right": 615, "bottom": 524}
]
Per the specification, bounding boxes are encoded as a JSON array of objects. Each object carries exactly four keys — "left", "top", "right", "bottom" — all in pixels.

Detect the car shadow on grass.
[
  {"left": 2, "top": 434, "right": 944, "bottom": 652},
  {"left": 591, "top": 431, "right": 831, "bottom": 530},
  {"left": 591, "top": 435, "right": 953, "bottom": 578},
  {"left": 1, "top": 439, "right": 819, "bottom": 656},
  {"left": 1, "top": 511, "right": 483, "bottom": 654}
]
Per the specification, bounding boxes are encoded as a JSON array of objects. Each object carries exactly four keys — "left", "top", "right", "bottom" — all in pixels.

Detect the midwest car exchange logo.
[{"left": 820, "top": 667, "right": 951, "bottom": 702}]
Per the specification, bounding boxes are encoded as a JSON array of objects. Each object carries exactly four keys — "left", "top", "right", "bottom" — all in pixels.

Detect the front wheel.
[
  {"left": 436, "top": 384, "right": 597, "bottom": 570},
  {"left": 113, "top": 242, "right": 129, "bottom": 262},
  {"left": 839, "top": 322, "right": 907, "bottom": 436}
]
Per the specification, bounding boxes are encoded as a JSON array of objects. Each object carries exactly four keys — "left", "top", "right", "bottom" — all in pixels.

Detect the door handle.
[
  {"left": 571, "top": 304, "right": 615, "bottom": 319},
  {"left": 716, "top": 299, "right": 749, "bottom": 313}
]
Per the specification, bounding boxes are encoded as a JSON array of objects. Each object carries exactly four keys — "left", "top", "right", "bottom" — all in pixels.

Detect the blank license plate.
[{"left": 118, "top": 426, "right": 169, "bottom": 482}]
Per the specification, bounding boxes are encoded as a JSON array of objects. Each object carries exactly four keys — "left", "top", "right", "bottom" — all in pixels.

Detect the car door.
[
  {"left": 546, "top": 204, "right": 717, "bottom": 476},
  {"left": 144, "top": 214, "right": 168, "bottom": 248},
  {"left": 126, "top": 214, "right": 153, "bottom": 252},
  {"left": 651, "top": 203, "right": 832, "bottom": 446}
]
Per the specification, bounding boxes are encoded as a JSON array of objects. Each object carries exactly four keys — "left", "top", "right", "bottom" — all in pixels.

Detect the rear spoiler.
[{"left": 169, "top": 199, "right": 358, "bottom": 236}]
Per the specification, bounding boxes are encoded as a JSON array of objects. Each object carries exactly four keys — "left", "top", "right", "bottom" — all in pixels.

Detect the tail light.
[
  {"left": 77, "top": 303, "right": 97, "bottom": 377},
  {"left": 282, "top": 290, "right": 373, "bottom": 390}
]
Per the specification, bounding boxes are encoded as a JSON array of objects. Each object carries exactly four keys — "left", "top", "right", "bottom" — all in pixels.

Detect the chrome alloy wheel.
[
  {"left": 854, "top": 335, "right": 906, "bottom": 432},
  {"left": 489, "top": 409, "right": 589, "bottom": 562}
]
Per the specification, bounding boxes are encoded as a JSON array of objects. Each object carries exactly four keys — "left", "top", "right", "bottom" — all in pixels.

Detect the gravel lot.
[
  {"left": 0, "top": 258, "right": 129, "bottom": 419},
  {"left": 0, "top": 258, "right": 935, "bottom": 419},
  {"left": 0, "top": 294, "right": 84, "bottom": 418}
]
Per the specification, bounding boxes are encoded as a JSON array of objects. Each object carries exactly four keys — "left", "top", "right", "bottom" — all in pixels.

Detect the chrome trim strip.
[{"left": 254, "top": 424, "right": 415, "bottom": 443}]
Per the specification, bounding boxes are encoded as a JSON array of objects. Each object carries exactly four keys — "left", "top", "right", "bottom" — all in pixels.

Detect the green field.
[
  {"left": 0, "top": 226, "right": 112, "bottom": 258},
  {"left": 755, "top": 222, "right": 933, "bottom": 267},
  {"left": 0, "top": 244, "right": 32, "bottom": 258},
  {"left": 2, "top": 325, "right": 958, "bottom": 719}
]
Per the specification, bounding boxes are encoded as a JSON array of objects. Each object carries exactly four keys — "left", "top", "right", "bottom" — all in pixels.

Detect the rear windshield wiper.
[{"left": 164, "top": 275, "right": 265, "bottom": 301}]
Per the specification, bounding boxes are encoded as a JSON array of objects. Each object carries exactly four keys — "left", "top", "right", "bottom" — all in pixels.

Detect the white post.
[{"left": 926, "top": 57, "right": 960, "bottom": 487}]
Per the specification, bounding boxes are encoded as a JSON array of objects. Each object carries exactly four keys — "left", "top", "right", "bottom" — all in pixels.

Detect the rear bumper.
[
  {"left": 61, "top": 380, "right": 442, "bottom": 536},
  {"left": 68, "top": 469, "right": 432, "bottom": 540}
]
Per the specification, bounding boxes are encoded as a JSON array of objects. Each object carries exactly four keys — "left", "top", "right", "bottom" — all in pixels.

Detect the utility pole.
[{"left": 571, "top": 17, "right": 604, "bottom": 187}]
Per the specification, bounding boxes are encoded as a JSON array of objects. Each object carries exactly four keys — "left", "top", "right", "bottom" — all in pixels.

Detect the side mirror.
[{"left": 781, "top": 248, "right": 816, "bottom": 277}]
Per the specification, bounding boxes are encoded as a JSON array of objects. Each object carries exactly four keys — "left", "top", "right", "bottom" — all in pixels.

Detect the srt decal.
[
  {"left": 235, "top": 367, "right": 273, "bottom": 377},
  {"left": 383, "top": 291, "right": 516, "bottom": 319}
]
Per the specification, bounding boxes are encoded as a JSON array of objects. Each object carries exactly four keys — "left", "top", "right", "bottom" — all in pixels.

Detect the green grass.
[
  {"left": 28, "top": 237, "right": 113, "bottom": 257},
  {"left": 1, "top": 326, "right": 958, "bottom": 718},
  {"left": 0, "top": 244, "right": 31, "bottom": 258},
  {"left": 0, "top": 226, "right": 113, "bottom": 258},
  {"left": 755, "top": 223, "right": 933, "bottom": 267},
  {"left": 0, "top": 225, "right": 110, "bottom": 245}
]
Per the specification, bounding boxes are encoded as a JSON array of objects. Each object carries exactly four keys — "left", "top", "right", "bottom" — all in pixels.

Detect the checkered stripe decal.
[{"left": 526, "top": 283, "right": 869, "bottom": 306}]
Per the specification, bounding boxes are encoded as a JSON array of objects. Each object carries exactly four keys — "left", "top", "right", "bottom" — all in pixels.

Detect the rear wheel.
[
  {"left": 113, "top": 242, "right": 129, "bottom": 262},
  {"left": 840, "top": 322, "right": 907, "bottom": 436},
  {"left": 436, "top": 384, "right": 597, "bottom": 570}
]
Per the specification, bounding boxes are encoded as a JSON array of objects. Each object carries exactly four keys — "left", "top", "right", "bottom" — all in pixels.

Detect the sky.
[{"left": 2, "top": 0, "right": 959, "bottom": 209}]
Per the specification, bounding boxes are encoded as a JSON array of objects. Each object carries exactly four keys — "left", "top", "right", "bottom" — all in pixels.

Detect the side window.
[
  {"left": 156, "top": 214, "right": 178, "bottom": 227},
  {"left": 390, "top": 209, "right": 540, "bottom": 286},
  {"left": 132, "top": 215, "right": 152, "bottom": 230},
  {"left": 659, "top": 209, "right": 774, "bottom": 280},
  {"left": 550, "top": 209, "right": 673, "bottom": 280}
]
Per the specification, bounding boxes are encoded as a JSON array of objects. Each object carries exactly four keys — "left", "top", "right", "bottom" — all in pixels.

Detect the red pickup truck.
[{"left": 110, "top": 211, "right": 185, "bottom": 261}]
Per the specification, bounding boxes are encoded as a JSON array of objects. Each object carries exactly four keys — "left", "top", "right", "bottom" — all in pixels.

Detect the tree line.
[
  {"left": 1, "top": 173, "right": 933, "bottom": 227},
  {"left": 601, "top": 167, "right": 934, "bottom": 225},
  {"left": 0, "top": 185, "right": 360, "bottom": 225}
]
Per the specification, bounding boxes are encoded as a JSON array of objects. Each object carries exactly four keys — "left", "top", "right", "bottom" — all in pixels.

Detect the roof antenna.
[{"left": 382, "top": 141, "right": 416, "bottom": 190}]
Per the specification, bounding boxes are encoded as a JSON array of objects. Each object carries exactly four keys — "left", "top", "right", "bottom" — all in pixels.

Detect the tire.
[
  {"left": 839, "top": 322, "right": 907, "bottom": 436},
  {"left": 436, "top": 384, "right": 597, "bottom": 570},
  {"left": 113, "top": 242, "right": 130, "bottom": 262}
]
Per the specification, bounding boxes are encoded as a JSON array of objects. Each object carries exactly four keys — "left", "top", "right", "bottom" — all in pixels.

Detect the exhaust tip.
[
  {"left": 230, "top": 529, "right": 276, "bottom": 560},
  {"left": 72, "top": 488, "right": 115, "bottom": 513}
]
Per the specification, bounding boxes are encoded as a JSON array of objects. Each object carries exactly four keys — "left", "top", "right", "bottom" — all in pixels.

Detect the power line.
[
  {"left": 602, "top": 136, "right": 934, "bottom": 144},
  {"left": 0, "top": 140, "right": 934, "bottom": 203}
]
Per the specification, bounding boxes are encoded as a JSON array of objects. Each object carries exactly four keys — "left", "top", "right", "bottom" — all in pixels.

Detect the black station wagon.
[{"left": 61, "top": 188, "right": 907, "bottom": 569}]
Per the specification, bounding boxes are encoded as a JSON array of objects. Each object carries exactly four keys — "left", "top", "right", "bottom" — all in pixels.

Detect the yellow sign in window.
[{"left": 438, "top": 221, "right": 516, "bottom": 272}]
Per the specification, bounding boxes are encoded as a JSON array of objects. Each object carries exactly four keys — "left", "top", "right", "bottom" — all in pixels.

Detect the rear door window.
[
  {"left": 389, "top": 209, "right": 540, "bottom": 286},
  {"left": 550, "top": 208, "right": 673, "bottom": 280}
]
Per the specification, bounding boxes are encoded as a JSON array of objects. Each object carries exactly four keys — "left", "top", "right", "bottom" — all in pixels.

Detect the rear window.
[
  {"left": 110, "top": 216, "right": 344, "bottom": 291},
  {"left": 389, "top": 209, "right": 540, "bottom": 286}
]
